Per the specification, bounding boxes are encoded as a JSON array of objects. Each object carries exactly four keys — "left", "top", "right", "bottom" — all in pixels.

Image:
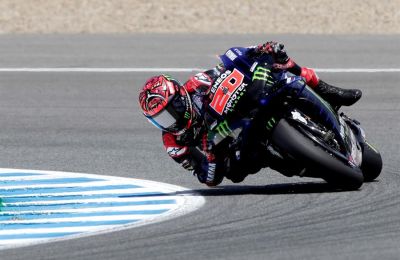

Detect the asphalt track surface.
[{"left": 0, "top": 34, "right": 399, "bottom": 260}]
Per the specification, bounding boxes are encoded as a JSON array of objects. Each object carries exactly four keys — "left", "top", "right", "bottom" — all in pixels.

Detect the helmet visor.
[{"left": 146, "top": 93, "right": 190, "bottom": 134}]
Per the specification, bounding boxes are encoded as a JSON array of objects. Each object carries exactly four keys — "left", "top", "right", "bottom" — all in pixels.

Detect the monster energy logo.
[
  {"left": 252, "top": 67, "right": 274, "bottom": 85},
  {"left": 184, "top": 111, "right": 191, "bottom": 119},
  {"left": 266, "top": 117, "right": 276, "bottom": 130},
  {"left": 163, "top": 74, "right": 173, "bottom": 81},
  {"left": 224, "top": 83, "right": 247, "bottom": 114},
  {"left": 214, "top": 120, "right": 232, "bottom": 138},
  {"left": 162, "top": 74, "right": 181, "bottom": 85}
]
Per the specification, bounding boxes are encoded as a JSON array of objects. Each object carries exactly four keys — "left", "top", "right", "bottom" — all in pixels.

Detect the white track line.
[
  {"left": 0, "top": 174, "right": 93, "bottom": 181},
  {"left": 0, "top": 215, "right": 157, "bottom": 224},
  {"left": 0, "top": 68, "right": 202, "bottom": 73},
  {"left": 0, "top": 238, "right": 45, "bottom": 246},
  {"left": 3, "top": 196, "right": 174, "bottom": 206},
  {"left": 0, "top": 67, "right": 398, "bottom": 73},
  {"left": 315, "top": 68, "right": 400, "bottom": 73},
  {"left": 0, "top": 181, "right": 150, "bottom": 189},
  {"left": 0, "top": 187, "right": 162, "bottom": 198},
  {"left": 0, "top": 204, "right": 177, "bottom": 215},
  {"left": 0, "top": 226, "right": 120, "bottom": 235}
]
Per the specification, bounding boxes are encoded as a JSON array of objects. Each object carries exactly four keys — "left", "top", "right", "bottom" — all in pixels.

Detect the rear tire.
[
  {"left": 361, "top": 142, "right": 383, "bottom": 182},
  {"left": 271, "top": 119, "right": 364, "bottom": 190}
]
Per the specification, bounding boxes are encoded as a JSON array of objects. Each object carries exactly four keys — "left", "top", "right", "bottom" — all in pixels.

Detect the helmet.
[{"left": 139, "top": 75, "right": 193, "bottom": 135}]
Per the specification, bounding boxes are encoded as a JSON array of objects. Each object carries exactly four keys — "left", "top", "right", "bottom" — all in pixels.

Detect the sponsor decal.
[
  {"left": 266, "top": 117, "right": 277, "bottom": 131},
  {"left": 194, "top": 73, "right": 211, "bottom": 86},
  {"left": 210, "top": 69, "right": 246, "bottom": 115},
  {"left": 206, "top": 163, "right": 216, "bottom": 183},
  {"left": 214, "top": 120, "right": 232, "bottom": 138},
  {"left": 226, "top": 50, "right": 237, "bottom": 61},
  {"left": 223, "top": 83, "right": 247, "bottom": 114},
  {"left": 192, "top": 94, "right": 203, "bottom": 112},
  {"left": 211, "top": 70, "right": 231, "bottom": 94},
  {"left": 167, "top": 147, "right": 188, "bottom": 157},
  {"left": 184, "top": 111, "right": 191, "bottom": 120},
  {"left": 252, "top": 66, "right": 274, "bottom": 84},
  {"left": 234, "top": 48, "right": 243, "bottom": 55}
]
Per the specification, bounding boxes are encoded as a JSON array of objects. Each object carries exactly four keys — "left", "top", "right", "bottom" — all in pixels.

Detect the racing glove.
[
  {"left": 257, "top": 42, "right": 320, "bottom": 88},
  {"left": 181, "top": 158, "right": 195, "bottom": 171},
  {"left": 257, "top": 41, "right": 295, "bottom": 69},
  {"left": 258, "top": 41, "right": 279, "bottom": 54},
  {"left": 258, "top": 42, "right": 287, "bottom": 62}
]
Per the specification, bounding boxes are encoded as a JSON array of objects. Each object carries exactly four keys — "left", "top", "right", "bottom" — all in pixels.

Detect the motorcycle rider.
[{"left": 138, "top": 42, "right": 362, "bottom": 186}]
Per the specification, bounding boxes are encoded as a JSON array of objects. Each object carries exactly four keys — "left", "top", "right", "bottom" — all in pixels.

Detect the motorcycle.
[{"left": 193, "top": 47, "right": 382, "bottom": 190}]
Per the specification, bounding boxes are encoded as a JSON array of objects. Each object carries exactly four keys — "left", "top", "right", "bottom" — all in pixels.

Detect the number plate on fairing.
[{"left": 209, "top": 69, "right": 248, "bottom": 115}]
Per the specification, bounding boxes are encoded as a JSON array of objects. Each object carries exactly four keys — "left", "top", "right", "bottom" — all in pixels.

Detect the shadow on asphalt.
[
  {"left": 120, "top": 181, "right": 351, "bottom": 199},
  {"left": 188, "top": 182, "right": 350, "bottom": 196}
]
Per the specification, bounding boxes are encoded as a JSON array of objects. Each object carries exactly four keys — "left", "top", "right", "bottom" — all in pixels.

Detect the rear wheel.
[
  {"left": 271, "top": 119, "right": 364, "bottom": 190},
  {"left": 361, "top": 142, "right": 383, "bottom": 182}
]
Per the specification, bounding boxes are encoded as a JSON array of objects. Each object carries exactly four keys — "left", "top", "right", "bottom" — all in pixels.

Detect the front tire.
[{"left": 271, "top": 119, "right": 364, "bottom": 190}]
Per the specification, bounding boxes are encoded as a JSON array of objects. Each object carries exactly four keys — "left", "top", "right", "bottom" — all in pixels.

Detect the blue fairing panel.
[{"left": 287, "top": 78, "right": 343, "bottom": 145}]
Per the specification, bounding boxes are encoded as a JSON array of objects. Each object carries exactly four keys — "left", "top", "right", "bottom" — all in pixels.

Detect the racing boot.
[{"left": 314, "top": 80, "right": 362, "bottom": 109}]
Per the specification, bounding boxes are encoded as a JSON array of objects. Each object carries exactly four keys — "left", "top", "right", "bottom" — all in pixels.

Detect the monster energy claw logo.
[
  {"left": 215, "top": 120, "right": 232, "bottom": 138},
  {"left": 266, "top": 117, "right": 276, "bottom": 130},
  {"left": 184, "top": 111, "right": 191, "bottom": 119},
  {"left": 252, "top": 67, "right": 274, "bottom": 85},
  {"left": 162, "top": 74, "right": 181, "bottom": 85},
  {"left": 163, "top": 74, "right": 173, "bottom": 80}
]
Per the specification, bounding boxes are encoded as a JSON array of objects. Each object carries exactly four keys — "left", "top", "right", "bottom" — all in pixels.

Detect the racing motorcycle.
[{"left": 195, "top": 47, "right": 382, "bottom": 190}]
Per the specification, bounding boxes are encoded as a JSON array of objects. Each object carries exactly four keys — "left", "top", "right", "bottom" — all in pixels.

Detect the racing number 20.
[{"left": 210, "top": 69, "right": 244, "bottom": 115}]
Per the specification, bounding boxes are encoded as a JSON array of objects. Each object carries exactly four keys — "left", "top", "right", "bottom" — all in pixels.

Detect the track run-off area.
[
  {"left": 0, "top": 168, "right": 204, "bottom": 249},
  {"left": 0, "top": 35, "right": 399, "bottom": 260}
]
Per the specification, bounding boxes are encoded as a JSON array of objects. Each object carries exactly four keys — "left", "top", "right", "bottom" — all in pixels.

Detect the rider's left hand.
[
  {"left": 181, "top": 158, "right": 194, "bottom": 171},
  {"left": 258, "top": 41, "right": 289, "bottom": 63},
  {"left": 257, "top": 41, "right": 298, "bottom": 71}
]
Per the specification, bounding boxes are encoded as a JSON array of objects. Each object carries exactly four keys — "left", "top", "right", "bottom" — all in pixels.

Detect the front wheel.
[{"left": 271, "top": 119, "right": 364, "bottom": 190}]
